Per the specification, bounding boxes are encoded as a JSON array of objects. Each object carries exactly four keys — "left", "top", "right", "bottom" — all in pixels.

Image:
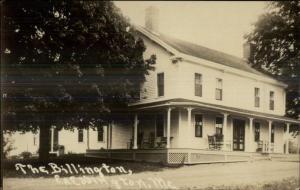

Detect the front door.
[{"left": 233, "top": 119, "right": 245, "bottom": 151}]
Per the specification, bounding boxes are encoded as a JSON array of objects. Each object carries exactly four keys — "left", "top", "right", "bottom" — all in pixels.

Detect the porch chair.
[
  {"left": 207, "top": 135, "right": 216, "bottom": 150},
  {"left": 215, "top": 134, "right": 224, "bottom": 150}
]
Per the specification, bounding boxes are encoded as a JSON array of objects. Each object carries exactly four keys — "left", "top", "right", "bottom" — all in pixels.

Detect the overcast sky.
[{"left": 115, "top": 1, "right": 267, "bottom": 58}]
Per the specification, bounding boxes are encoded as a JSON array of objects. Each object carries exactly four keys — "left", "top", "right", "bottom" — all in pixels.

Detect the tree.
[
  {"left": 245, "top": 1, "right": 300, "bottom": 119},
  {"left": 2, "top": 0, "right": 156, "bottom": 159}
]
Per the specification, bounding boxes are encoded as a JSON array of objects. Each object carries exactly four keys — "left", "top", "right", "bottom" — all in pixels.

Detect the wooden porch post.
[
  {"left": 248, "top": 117, "right": 254, "bottom": 152},
  {"left": 223, "top": 113, "right": 228, "bottom": 149},
  {"left": 166, "top": 107, "right": 172, "bottom": 148},
  {"left": 268, "top": 120, "right": 272, "bottom": 153},
  {"left": 133, "top": 114, "right": 138, "bottom": 149},
  {"left": 87, "top": 127, "right": 90, "bottom": 150},
  {"left": 186, "top": 107, "right": 193, "bottom": 147},
  {"left": 285, "top": 123, "right": 290, "bottom": 154},
  {"left": 50, "top": 126, "right": 54, "bottom": 152}
]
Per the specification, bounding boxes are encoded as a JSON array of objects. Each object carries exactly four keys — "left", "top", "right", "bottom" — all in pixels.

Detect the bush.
[{"left": 20, "top": 151, "right": 32, "bottom": 159}]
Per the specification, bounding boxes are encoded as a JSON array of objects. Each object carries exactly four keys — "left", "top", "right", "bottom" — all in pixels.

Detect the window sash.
[
  {"left": 156, "top": 115, "right": 164, "bottom": 137},
  {"left": 271, "top": 125, "right": 275, "bottom": 143},
  {"left": 254, "top": 122, "right": 260, "bottom": 142},
  {"left": 215, "top": 88, "right": 222, "bottom": 100},
  {"left": 269, "top": 91, "right": 274, "bottom": 110},
  {"left": 195, "top": 115, "right": 203, "bottom": 137},
  {"left": 78, "top": 129, "right": 84, "bottom": 142},
  {"left": 157, "top": 73, "right": 164, "bottom": 96},
  {"left": 97, "top": 126, "right": 104, "bottom": 142},
  {"left": 254, "top": 88, "right": 260, "bottom": 107}
]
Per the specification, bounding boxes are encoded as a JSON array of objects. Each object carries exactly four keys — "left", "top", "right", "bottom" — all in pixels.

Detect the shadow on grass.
[
  {"left": 200, "top": 177, "right": 299, "bottom": 190},
  {"left": 3, "top": 154, "right": 184, "bottom": 178}
]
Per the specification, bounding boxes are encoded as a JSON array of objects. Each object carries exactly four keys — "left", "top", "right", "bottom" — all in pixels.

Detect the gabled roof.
[{"left": 136, "top": 26, "right": 286, "bottom": 85}]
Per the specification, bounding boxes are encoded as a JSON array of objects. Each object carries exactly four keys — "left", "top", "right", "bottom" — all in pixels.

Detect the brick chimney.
[
  {"left": 243, "top": 42, "right": 254, "bottom": 63},
  {"left": 145, "top": 6, "right": 159, "bottom": 34}
]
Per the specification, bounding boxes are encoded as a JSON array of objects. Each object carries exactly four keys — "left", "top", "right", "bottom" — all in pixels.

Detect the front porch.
[{"left": 86, "top": 99, "right": 300, "bottom": 164}]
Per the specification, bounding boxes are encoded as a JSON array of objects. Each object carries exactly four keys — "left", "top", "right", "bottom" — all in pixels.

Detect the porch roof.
[{"left": 129, "top": 98, "right": 300, "bottom": 125}]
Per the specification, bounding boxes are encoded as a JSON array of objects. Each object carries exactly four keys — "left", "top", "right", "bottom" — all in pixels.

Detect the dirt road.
[{"left": 3, "top": 160, "right": 299, "bottom": 190}]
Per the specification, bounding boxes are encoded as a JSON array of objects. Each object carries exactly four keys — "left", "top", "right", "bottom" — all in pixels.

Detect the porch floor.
[{"left": 85, "top": 148, "right": 281, "bottom": 164}]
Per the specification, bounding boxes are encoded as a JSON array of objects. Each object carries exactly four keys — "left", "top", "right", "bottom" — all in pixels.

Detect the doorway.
[{"left": 233, "top": 119, "right": 245, "bottom": 151}]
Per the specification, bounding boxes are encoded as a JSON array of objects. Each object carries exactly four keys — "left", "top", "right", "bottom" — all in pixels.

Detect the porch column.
[
  {"left": 268, "top": 120, "right": 272, "bottom": 153},
  {"left": 186, "top": 107, "right": 193, "bottom": 147},
  {"left": 223, "top": 113, "right": 228, "bottom": 150},
  {"left": 166, "top": 107, "right": 172, "bottom": 148},
  {"left": 133, "top": 114, "right": 138, "bottom": 149},
  {"left": 87, "top": 127, "right": 90, "bottom": 150},
  {"left": 248, "top": 117, "right": 254, "bottom": 152},
  {"left": 50, "top": 126, "right": 54, "bottom": 152},
  {"left": 285, "top": 123, "right": 290, "bottom": 154}
]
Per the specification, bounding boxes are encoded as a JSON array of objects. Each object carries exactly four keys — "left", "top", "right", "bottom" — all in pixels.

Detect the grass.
[
  {"left": 199, "top": 177, "right": 299, "bottom": 190},
  {"left": 3, "top": 154, "right": 170, "bottom": 178}
]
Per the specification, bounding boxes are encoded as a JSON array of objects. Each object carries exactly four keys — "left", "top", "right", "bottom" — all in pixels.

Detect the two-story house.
[
  {"left": 6, "top": 7, "right": 299, "bottom": 163},
  {"left": 86, "top": 7, "right": 299, "bottom": 164}
]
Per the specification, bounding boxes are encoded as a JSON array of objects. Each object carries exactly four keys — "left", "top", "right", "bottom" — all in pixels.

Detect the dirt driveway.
[{"left": 3, "top": 160, "right": 299, "bottom": 190}]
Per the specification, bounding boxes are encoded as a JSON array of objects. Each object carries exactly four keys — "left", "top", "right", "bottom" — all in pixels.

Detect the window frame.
[
  {"left": 215, "top": 116, "right": 223, "bottom": 135},
  {"left": 254, "top": 122, "right": 260, "bottom": 142},
  {"left": 269, "top": 91, "right": 275, "bottom": 110},
  {"left": 271, "top": 124, "right": 275, "bottom": 143},
  {"left": 97, "top": 126, "right": 104, "bottom": 142},
  {"left": 156, "top": 114, "right": 164, "bottom": 137},
  {"left": 195, "top": 114, "right": 203, "bottom": 138},
  {"left": 215, "top": 78, "right": 223, "bottom": 100},
  {"left": 78, "top": 129, "right": 84, "bottom": 143},
  {"left": 254, "top": 87, "right": 260, "bottom": 107},
  {"left": 194, "top": 73, "right": 202, "bottom": 97},
  {"left": 157, "top": 73, "right": 164, "bottom": 97}
]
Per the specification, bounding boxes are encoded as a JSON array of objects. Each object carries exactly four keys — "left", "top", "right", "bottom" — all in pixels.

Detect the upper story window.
[
  {"left": 215, "top": 117, "right": 223, "bottom": 135},
  {"left": 78, "top": 129, "right": 84, "bottom": 142},
  {"left": 195, "top": 73, "right": 202, "bottom": 97},
  {"left": 97, "top": 126, "right": 104, "bottom": 142},
  {"left": 157, "top": 73, "right": 164, "bottom": 97},
  {"left": 269, "top": 91, "right": 274, "bottom": 110},
  {"left": 254, "top": 122, "right": 260, "bottom": 142},
  {"left": 215, "top": 78, "right": 222, "bottom": 100},
  {"left": 254, "top": 87, "right": 260, "bottom": 107},
  {"left": 195, "top": 114, "right": 203, "bottom": 137}
]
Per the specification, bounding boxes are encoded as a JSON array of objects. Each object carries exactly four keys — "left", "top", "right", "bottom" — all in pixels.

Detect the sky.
[{"left": 115, "top": 1, "right": 268, "bottom": 58}]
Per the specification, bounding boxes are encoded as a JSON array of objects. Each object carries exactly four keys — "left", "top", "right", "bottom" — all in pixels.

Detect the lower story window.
[
  {"left": 78, "top": 129, "right": 84, "bottom": 142},
  {"left": 97, "top": 126, "right": 104, "bottom": 142},
  {"left": 156, "top": 114, "right": 164, "bottom": 137},
  {"left": 271, "top": 124, "right": 275, "bottom": 143},
  {"left": 254, "top": 122, "right": 260, "bottom": 142},
  {"left": 215, "top": 117, "right": 223, "bottom": 135},
  {"left": 195, "top": 114, "right": 203, "bottom": 137}
]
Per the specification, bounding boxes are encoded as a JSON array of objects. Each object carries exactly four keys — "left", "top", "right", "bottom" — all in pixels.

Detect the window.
[
  {"left": 215, "top": 78, "right": 222, "bottom": 100},
  {"left": 157, "top": 73, "right": 164, "bottom": 96},
  {"left": 254, "top": 122, "right": 260, "bottom": 142},
  {"left": 97, "top": 126, "right": 104, "bottom": 142},
  {"left": 156, "top": 114, "right": 164, "bottom": 137},
  {"left": 195, "top": 114, "right": 203, "bottom": 137},
  {"left": 254, "top": 88, "right": 260, "bottom": 107},
  {"left": 271, "top": 124, "right": 275, "bottom": 143},
  {"left": 215, "top": 117, "right": 223, "bottom": 135},
  {"left": 270, "top": 91, "right": 274, "bottom": 110},
  {"left": 195, "top": 73, "right": 202, "bottom": 97},
  {"left": 78, "top": 129, "right": 84, "bottom": 142},
  {"left": 33, "top": 136, "right": 36, "bottom": 146}
]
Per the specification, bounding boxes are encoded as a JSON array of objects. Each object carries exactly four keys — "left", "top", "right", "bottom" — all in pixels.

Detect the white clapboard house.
[{"left": 7, "top": 7, "right": 300, "bottom": 164}]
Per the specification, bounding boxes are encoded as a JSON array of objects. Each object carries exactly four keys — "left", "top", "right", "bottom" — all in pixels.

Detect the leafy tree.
[
  {"left": 2, "top": 0, "right": 155, "bottom": 159},
  {"left": 245, "top": 1, "right": 300, "bottom": 119}
]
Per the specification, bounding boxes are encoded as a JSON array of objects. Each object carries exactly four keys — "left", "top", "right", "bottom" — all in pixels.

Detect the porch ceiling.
[{"left": 129, "top": 98, "right": 300, "bottom": 125}]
